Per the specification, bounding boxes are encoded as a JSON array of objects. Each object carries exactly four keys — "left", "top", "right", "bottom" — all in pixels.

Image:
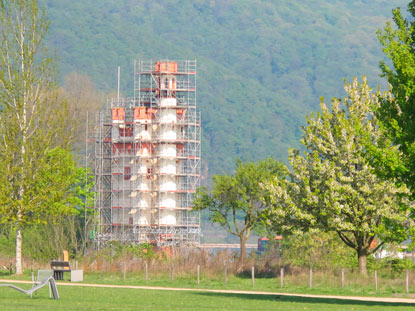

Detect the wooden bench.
[
  {"left": 50, "top": 261, "right": 71, "bottom": 280},
  {"left": 50, "top": 250, "right": 83, "bottom": 282}
]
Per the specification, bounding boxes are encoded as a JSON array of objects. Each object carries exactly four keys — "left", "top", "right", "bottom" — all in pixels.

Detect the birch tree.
[
  {"left": 266, "top": 78, "right": 412, "bottom": 275},
  {"left": 0, "top": 0, "right": 76, "bottom": 274}
]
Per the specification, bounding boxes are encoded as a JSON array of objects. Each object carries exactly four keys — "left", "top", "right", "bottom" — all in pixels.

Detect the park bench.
[
  {"left": 50, "top": 250, "right": 83, "bottom": 282},
  {"left": 50, "top": 260, "right": 71, "bottom": 280}
]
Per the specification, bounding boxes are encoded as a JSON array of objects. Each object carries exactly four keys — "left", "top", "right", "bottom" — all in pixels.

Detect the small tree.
[
  {"left": 266, "top": 78, "right": 412, "bottom": 275},
  {"left": 0, "top": 0, "right": 79, "bottom": 274},
  {"left": 194, "top": 158, "right": 287, "bottom": 267}
]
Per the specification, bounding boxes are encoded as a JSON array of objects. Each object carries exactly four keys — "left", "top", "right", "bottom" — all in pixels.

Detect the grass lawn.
[
  {"left": 2, "top": 269, "right": 415, "bottom": 299},
  {"left": 57, "top": 272, "right": 415, "bottom": 298},
  {"left": 0, "top": 284, "right": 415, "bottom": 311}
]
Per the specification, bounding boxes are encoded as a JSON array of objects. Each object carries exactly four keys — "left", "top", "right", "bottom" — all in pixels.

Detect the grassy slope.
[
  {"left": 0, "top": 283, "right": 414, "bottom": 311},
  {"left": 41, "top": 0, "right": 408, "bottom": 176}
]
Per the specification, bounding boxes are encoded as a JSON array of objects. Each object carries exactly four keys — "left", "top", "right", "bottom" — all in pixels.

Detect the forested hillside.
[{"left": 42, "top": 0, "right": 407, "bottom": 178}]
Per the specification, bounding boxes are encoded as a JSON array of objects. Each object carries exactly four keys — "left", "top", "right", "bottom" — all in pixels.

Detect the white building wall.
[
  {"left": 160, "top": 159, "right": 176, "bottom": 174},
  {"left": 160, "top": 145, "right": 176, "bottom": 157},
  {"left": 160, "top": 210, "right": 176, "bottom": 225},
  {"left": 160, "top": 176, "right": 177, "bottom": 191},
  {"left": 160, "top": 98, "right": 177, "bottom": 107},
  {"left": 160, "top": 109, "right": 177, "bottom": 123},
  {"left": 161, "top": 127, "right": 176, "bottom": 140},
  {"left": 160, "top": 193, "right": 176, "bottom": 208}
]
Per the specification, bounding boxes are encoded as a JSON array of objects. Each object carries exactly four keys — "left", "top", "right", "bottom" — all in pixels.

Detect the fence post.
[
  {"left": 309, "top": 268, "right": 312, "bottom": 289},
  {"left": 341, "top": 268, "right": 344, "bottom": 291},
  {"left": 123, "top": 261, "right": 126, "bottom": 281},
  {"left": 170, "top": 264, "right": 174, "bottom": 281},
  {"left": 224, "top": 262, "right": 227, "bottom": 285},
  {"left": 197, "top": 265, "right": 200, "bottom": 285},
  {"left": 374, "top": 270, "right": 378, "bottom": 293},
  {"left": 100, "top": 260, "right": 104, "bottom": 278},
  {"left": 145, "top": 261, "right": 148, "bottom": 281},
  {"left": 251, "top": 266, "right": 255, "bottom": 287},
  {"left": 280, "top": 267, "right": 284, "bottom": 289},
  {"left": 30, "top": 270, "right": 34, "bottom": 298},
  {"left": 406, "top": 270, "right": 409, "bottom": 293}
]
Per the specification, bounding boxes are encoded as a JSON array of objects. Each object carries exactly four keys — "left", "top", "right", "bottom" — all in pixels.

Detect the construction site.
[{"left": 90, "top": 60, "right": 201, "bottom": 248}]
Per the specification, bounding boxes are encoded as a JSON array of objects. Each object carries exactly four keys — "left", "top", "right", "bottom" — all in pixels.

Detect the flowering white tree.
[{"left": 266, "top": 78, "right": 412, "bottom": 275}]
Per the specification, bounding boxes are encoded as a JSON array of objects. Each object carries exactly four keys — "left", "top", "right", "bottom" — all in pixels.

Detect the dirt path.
[{"left": 1, "top": 279, "right": 414, "bottom": 304}]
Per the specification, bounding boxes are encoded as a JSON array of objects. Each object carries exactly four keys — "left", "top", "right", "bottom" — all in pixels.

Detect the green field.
[
  {"left": 75, "top": 273, "right": 415, "bottom": 298},
  {"left": 0, "top": 284, "right": 414, "bottom": 311},
  {"left": 2, "top": 269, "right": 415, "bottom": 299},
  {"left": 2, "top": 270, "right": 415, "bottom": 311}
]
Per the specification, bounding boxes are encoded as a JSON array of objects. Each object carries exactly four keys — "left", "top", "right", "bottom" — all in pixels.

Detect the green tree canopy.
[
  {"left": 377, "top": 1, "right": 415, "bottom": 192},
  {"left": 266, "top": 78, "right": 412, "bottom": 275},
  {"left": 194, "top": 158, "right": 287, "bottom": 267}
]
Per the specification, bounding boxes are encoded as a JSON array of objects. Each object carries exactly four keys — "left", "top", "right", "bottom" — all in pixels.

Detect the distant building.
[
  {"left": 257, "top": 236, "right": 283, "bottom": 253},
  {"left": 90, "top": 60, "right": 201, "bottom": 247}
]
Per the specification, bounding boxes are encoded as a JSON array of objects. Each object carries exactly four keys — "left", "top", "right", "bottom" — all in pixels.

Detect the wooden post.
[
  {"left": 280, "top": 267, "right": 284, "bottom": 289},
  {"left": 309, "top": 268, "right": 312, "bottom": 289},
  {"left": 197, "top": 265, "right": 200, "bottom": 285},
  {"left": 224, "top": 262, "right": 227, "bottom": 285},
  {"left": 170, "top": 264, "right": 174, "bottom": 281},
  {"left": 406, "top": 270, "right": 409, "bottom": 293},
  {"left": 100, "top": 260, "right": 104, "bottom": 278},
  {"left": 9, "top": 260, "right": 12, "bottom": 275},
  {"left": 75, "top": 260, "right": 78, "bottom": 270},
  {"left": 251, "top": 266, "right": 255, "bottom": 287},
  {"left": 30, "top": 271, "right": 34, "bottom": 298},
  {"left": 374, "top": 270, "right": 378, "bottom": 293},
  {"left": 123, "top": 261, "right": 126, "bottom": 280},
  {"left": 145, "top": 261, "right": 148, "bottom": 281},
  {"left": 341, "top": 268, "right": 344, "bottom": 291}
]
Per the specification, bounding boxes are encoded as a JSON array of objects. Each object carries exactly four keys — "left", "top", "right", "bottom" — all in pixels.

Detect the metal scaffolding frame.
[{"left": 91, "top": 60, "right": 201, "bottom": 247}]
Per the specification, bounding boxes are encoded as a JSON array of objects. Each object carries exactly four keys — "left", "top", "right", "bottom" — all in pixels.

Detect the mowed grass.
[
  {"left": 0, "top": 284, "right": 414, "bottom": 311},
  {"left": 64, "top": 271, "right": 415, "bottom": 298},
  {"left": 2, "top": 269, "right": 415, "bottom": 298}
]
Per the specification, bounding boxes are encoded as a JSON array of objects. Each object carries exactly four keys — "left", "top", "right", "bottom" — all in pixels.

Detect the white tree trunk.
[
  {"left": 15, "top": 3, "right": 27, "bottom": 277},
  {"left": 15, "top": 228, "right": 23, "bottom": 275}
]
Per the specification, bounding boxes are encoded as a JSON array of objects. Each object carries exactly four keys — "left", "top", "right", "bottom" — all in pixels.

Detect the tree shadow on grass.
[
  {"left": 194, "top": 292, "right": 415, "bottom": 308},
  {"left": 0, "top": 271, "right": 13, "bottom": 277}
]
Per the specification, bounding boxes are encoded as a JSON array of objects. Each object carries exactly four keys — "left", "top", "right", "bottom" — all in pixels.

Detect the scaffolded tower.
[{"left": 92, "top": 60, "right": 201, "bottom": 247}]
